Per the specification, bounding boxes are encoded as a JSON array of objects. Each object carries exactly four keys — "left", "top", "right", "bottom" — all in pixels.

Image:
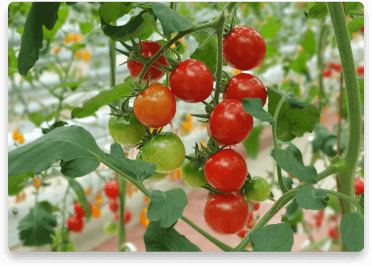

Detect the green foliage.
[
  {"left": 300, "top": 29, "right": 316, "bottom": 56},
  {"left": 144, "top": 221, "right": 201, "bottom": 252},
  {"left": 327, "top": 193, "right": 340, "bottom": 214},
  {"left": 311, "top": 124, "right": 339, "bottom": 157},
  {"left": 305, "top": 3, "right": 328, "bottom": 19},
  {"left": 43, "top": 6, "right": 68, "bottom": 41},
  {"left": 18, "top": 203, "right": 57, "bottom": 246},
  {"left": 68, "top": 177, "right": 91, "bottom": 221},
  {"left": 191, "top": 31, "right": 217, "bottom": 73},
  {"left": 344, "top": 2, "right": 363, "bottom": 15},
  {"left": 273, "top": 144, "right": 317, "bottom": 184},
  {"left": 347, "top": 17, "right": 364, "bottom": 37},
  {"left": 340, "top": 212, "right": 364, "bottom": 252},
  {"left": 8, "top": 171, "right": 34, "bottom": 196},
  {"left": 285, "top": 198, "right": 300, "bottom": 220},
  {"left": 79, "top": 22, "right": 93, "bottom": 35},
  {"left": 242, "top": 98, "right": 274, "bottom": 122},
  {"left": 242, "top": 125, "right": 264, "bottom": 159},
  {"left": 296, "top": 185, "right": 328, "bottom": 210},
  {"left": 147, "top": 189, "right": 188, "bottom": 228},
  {"left": 260, "top": 17, "right": 281, "bottom": 39},
  {"left": 290, "top": 52, "right": 308, "bottom": 74},
  {"left": 250, "top": 223, "right": 294, "bottom": 251},
  {"left": 42, "top": 121, "right": 68, "bottom": 135},
  {"left": 99, "top": 2, "right": 131, "bottom": 24}
]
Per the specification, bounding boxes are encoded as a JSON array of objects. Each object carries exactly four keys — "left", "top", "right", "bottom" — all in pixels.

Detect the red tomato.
[
  {"left": 169, "top": 59, "right": 214, "bottom": 103},
  {"left": 67, "top": 215, "right": 84, "bottom": 232},
  {"left": 354, "top": 177, "right": 364, "bottom": 194},
  {"left": 133, "top": 83, "right": 176, "bottom": 128},
  {"left": 104, "top": 180, "right": 119, "bottom": 200},
  {"left": 356, "top": 66, "right": 364, "bottom": 77},
  {"left": 127, "top": 41, "right": 168, "bottom": 83},
  {"left": 109, "top": 200, "right": 119, "bottom": 213},
  {"left": 323, "top": 69, "right": 332, "bottom": 78},
  {"left": 328, "top": 226, "right": 340, "bottom": 240},
  {"left": 115, "top": 209, "right": 132, "bottom": 224},
  {"left": 223, "top": 26, "right": 266, "bottom": 71},
  {"left": 204, "top": 149, "right": 247, "bottom": 193},
  {"left": 317, "top": 210, "right": 325, "bottom": 220},
  {"left": 253, "top": 202, "right": 260, "bottom": 211},
  {"left": 207, "top": 124, "right": 224, "bottom": 146},
  {"left": 314, "top": 215, "right": 322, "bottom": 228},
  {"left": 329, "top": 63, "right": 342, "bottom": 72},
  {"left": 360, "top": 27, "right": 364, "bottom": 33},
  {"left": 208, "top": 99, "right": 253, "bottom": 145},
  {"left": 74, "top": 201, "right": 93, "bottom": 218},
  {"left": 223, "top": 73, "right": 267, "bottom": 106},
  {"left": 237, "top": 228, "right": 247, "bottom": 238},
  {"left": 204, "top": 192, "right": 249, "bottom": 234}
]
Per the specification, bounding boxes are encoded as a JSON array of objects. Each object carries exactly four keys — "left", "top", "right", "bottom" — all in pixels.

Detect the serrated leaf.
[
  {"left": 250, "top": 223, "right": 294, "bottom": 252},
  {"left": 242, "top": 98, "right": 274, "bottom": 122},
  {"left": 242, "top": 125, "right": 264, "bottom": 159},
  {"left": 144, "top": 221, "right": 201, "bottom": 252},
  {"left": 147, "top": 189, "right": 188, "bottom": 228},
  {"left": 8, "top": 171, "right": 34, "bottom": 196},
  {"left": 340, "top": 212, "right": 364, "bottom": 252},
  {"left": 306, "top": 3, "right": 328, "bottom": 19},
  {"left": 18, "top": 203, "right": 57, "bottom": 246},
  {"left": 296, "top": 185, "right": 328, "bottom": 210},
  {"left": 68, "top": 177, "right": 91, "bottom": 221}
]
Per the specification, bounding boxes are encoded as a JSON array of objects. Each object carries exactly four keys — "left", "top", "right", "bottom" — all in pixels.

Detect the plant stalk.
[{"left": 117, "top": 176, "right": 126, "bottom": 251}]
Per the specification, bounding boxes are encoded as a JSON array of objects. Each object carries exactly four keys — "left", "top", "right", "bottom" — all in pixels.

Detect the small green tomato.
[{"left": 244, "top": 176, "right": 270, "bottom": 202}]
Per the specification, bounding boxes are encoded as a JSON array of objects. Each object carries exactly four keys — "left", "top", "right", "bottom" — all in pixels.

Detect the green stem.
[
  {"left": 109, "top": 35, "right": 116, "bottom": 88},
  {"left": 302, "top": 236, "right": 329, "bottom": 252},
  {"left": 61, "top": 185, "right": 70, "bottom": 243},
  {"left": 118, "top": 176, "right": 127, "bottom": 251},
  {"left": 323, "top": 189, "right": 363, "bottom": 217},
  {"left": 181, "top": 216, "right": 233, "bottom": 252},
  {"left": 327, "top": 2, "right": 362, "bottom": 220},
  {"left": 317, "top": 165, "right": 338, "bottom": 182},
  {"left": 272, "top": 96, "right": 288, "bottom": 194},
  {"left": 211, "top": 18, "right": 224, "bottom": 105},
  {"left": 317, "top": 20, "right": 327, "bottom": 111}
]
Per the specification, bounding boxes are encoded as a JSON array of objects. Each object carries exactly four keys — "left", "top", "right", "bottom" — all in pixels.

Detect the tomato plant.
[
  {"left": 141, "top": 132, "right": 185, "bottom": 174},
  {"left": 135, "top": 151, "right": 168, "bottom": 181},
  {"left": 208, "top": 100, "right": 253, "bottom": 145},
  {"left": 223, "top": 26, "right": 266, "bottom": 71},
  {"left": 67, "top": 215, "right": 84, "bottom": 233},
  {"left": 108, "top": 113, "right": 146, "bottom": 147},
  {"left": 204, "top": 192, "right": 249, "bottom": 234},
  {"left": 104, "top": 180, "right": 119, "bottom": 200},
  {"left": 181, "top": 153, "right": 208, "bottom": 189},
  {"left": 169, "top": 59, "right": 214, "bottom": 103},
  {"left": 127, "top": 41, "right": 168, "bottom": 83},
  {"left": 74, "top": 201, "right": 93, "bottom": 218},
  {"left": 204, "top": 149, "right": 247, "bottom": 192},
  {"left": 133, "top": 83, "right": 176, "bottom": 128},
  {"left": 244, "top": 176, "right": 270, "bottom": 202}
]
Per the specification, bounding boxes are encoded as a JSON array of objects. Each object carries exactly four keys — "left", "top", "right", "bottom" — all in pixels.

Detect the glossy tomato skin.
[
  {"left": 108, "top": 113, "right": 146, "bottom": 147},
  {"left": 204, "top": 149, "right": 247, "bottom": 193},
  {"left": 142, "top": 132, "right": 185, "bottom": 173},
  {"left": 204, "top": 192, "right": 249, "bottom": 234},
  {"left": 127, "top": 41, "right": 168, "bottom": 83},
  {"left": 223, "top": 26, "right": 266, "bottom": 71},
  {"left": 136, "top": 151, "right": 168, "bottom": 181},
  {"left": 104, "top": 180, "right": 119, "bottom": 200},
  {"left": 133, "top": 84, "right": 176, "bottom": 128},
  {"left": 169, "top": 59, "right": 214, "bottom": 103},
  {"left": 181, "top": 153, "right": 208, "bottom": 189},
  {"left": 67, "top": 215, "right": 84, "bottom": 232},
  {"left": 223, "top": 73, "right": 267, "bottom": 106},
  {"left": 74, "top": 201, "right": 93, "bottom": 218},
  {"left": 208, "top": 99, "right": 254, "bottom": 145},
  {"left": 244, "top": 176, "right": 270, "bottom": 202}
]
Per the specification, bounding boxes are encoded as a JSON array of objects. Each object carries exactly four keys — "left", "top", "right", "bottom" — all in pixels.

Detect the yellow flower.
[
  {"left": 283, "top": 78, "right": 290, "bottom": 84},
  {"left": 33, "top": 178, "right": 40, "bottom": 189},
  {"left": 320, "top": 116, "right": 326, "bottom": 123},
  {"left": 261, "top": 2, "right": 266, "bottom": 9},
  {"left": 171, "top": 37, "right": 184, "bottom": 49},
  {"left": 176, "top": 167, "right": 181, "bottom": 178},
  {"left": 64, "top": 33, "right": 77, "bottom": 44},
  {"left": 186, "top": 114, "right": 193, "bottom": 122},
  {"left": 233, "top": 69, "right": 241, "bottom": 75},
  {"left": 352, "top": 32, "right": 359, "bottom": 38},
  {"left": 315, "top": 95, "right": 319, "bottom": 99},
  {"left": 12, "top": 129, "right": 20, "bottom": 141},
  {"left": 199, "top": 141, "right": 206, "bottom": 148},
  {"left": 144, "top": 219, "right": 150, "bottom": 227},
  {"left": 181, "top": 121, "right": 194, "bottom": 132},
  {"left": 85, "top": 187, "right": 91, "bottom": 195},
  {"left": 299, "top": 46, "right": 305, "bottom": 53},
  {"left": 74, "top": 34, "right": 83, "bottom": 43},
  {"left": 142, "top": 207, "right": 147, "bottom": 215},
  {"left": 144, "top": 196, "right": 150, "bottom": 203},
  {"left": 91, "top": 206, "right": 101, "bottom": 218},
  {"left": 18, "top": 134, "right": 25, "bottom": 144},
  {"left": 296, "top": 77, "right": 301, "bottom": 83},
  {"left": 54, "top": 46, "right": 61, "bottom": 54},
  {"left": 82, "top": 50, "right": 91, "bottom": 63},
  {"left": 95, "top": 197, "right": 103, "bottom": 207},
  {"left": 333, "top": 112, "right": 339, "bottom": 118},
  {"left": 74, "top": 50, "right": 82, "bottom": 59}
]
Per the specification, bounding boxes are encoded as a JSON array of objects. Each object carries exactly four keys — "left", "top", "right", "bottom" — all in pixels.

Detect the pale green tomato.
[
  {"left": 136, "top": 151, "right": 168, "bottom": 181},
  {"left": 244, "top": 176, "right": 270, "bottom": 202},
  {"left": 181, "top": 153, "right": 208, "bottom": 189}
]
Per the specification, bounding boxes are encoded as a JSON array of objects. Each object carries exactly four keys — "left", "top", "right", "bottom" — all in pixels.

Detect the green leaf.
[
  {"left": 281, "top": 208, "right": 303, "bottom": 227},
  {"left": 147, "top": 189, "right": 188, "bottom": 228},
  {"left": 242, "top": 98, "right": 274, "bottom": 122},
  {"left": 41, "top": 121, "right": 68, "bottom": 135},
  {"left": 190, "top": 31, "right": 217, "bottom": 73},
  {"left": 242, "top": 125, "right": 264, "bottom": 159},
  {"left": 71, "top": 80, "right": 132, "bottom": 118},
  {"left": 250, "top": 223, "right": 294, "bottom": 252},
  {"left": 290, "top": 52, "right": 308, "bottom": 74},
  {"left": 285, "top": 198, "right": 300, "bottom": 220},
  {"left": 43, "top": 7, "right": 68, "bottom": 40},
  {"left": 18, "top": 2, "right": 60, "bottom": 76},
  {"left": 267, "top": 88, "right": 320, "bottom": 141},
  {"left": 340, "top": 212, "right": 364, "bottom": 252},
  {"left": 18, "top": 203, "right": 57, "bottom": 246},
  {"left": 39, "top": 200, "right": 53, "bottom": 213},
  {"left": 79, "top": 22, "right": 93, "bottom": 35},
  {"left": 68, "top": 177, "right": 91, "bottom": 221},
  {"left": 300, "top": 29, "right": 316, "bottom": 56},
  {"left": 260, "top": 17, "right": 281, "bottom": 39},
  {"left": 8, "top": 125, "right": 102, "bottom": 178},
  {"left": 311, "top": 124, "right": 338, "bottom": 157},
  {"left": 99, "top": 2, "right": 131, "bottom": 24},
  {"left": 344, "top": 2, "right": 363, "bottom": 15},
  {"left": 306, "top": 3, "right": 328, "bottom": 19},
  {"left": 348, "top": 17, "right": 364, "bottom": 37},
  {"left": 283, "top": 176, "right": 293, "bottom": 190},
  {"left": 273, "top": 144, "right": 318, "bottom": 184},
  {"left": 148, "top": 2, "right": 193, "bottom": 35},
  {"left": 8, "top": 171, "right": 34, "bottom": 196},
  {"left": 327, "top": 193, "right": 340, "bottom": 214},
  {"left": 144, "top": 221, "right": 201, "bottom": 252},
  {"left": 296, "top": 185, "right": 328, "bottom": 210},
  {"left": 28, "top": 111, "right": 45, "bottom": 127}
]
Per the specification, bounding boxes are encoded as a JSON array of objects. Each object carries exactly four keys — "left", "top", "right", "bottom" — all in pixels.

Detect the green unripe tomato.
[
  {"left": 181, "top": 153, "right": 208, "bottom": 189},
  {"left": 108, "top": 113, "right": 146, "bottom": 147},
  {"left": 57, "top": 241, "right": 75, "bottom": 252},
  {"left": 103, "top": 221, "right": 117, "bottom": 235},
  {"left": 142, "top": 132, "right": 185, "bottom": 173},
  {"left": 136, "top": 151, "right": 168, "bottom": 181},
  {"left": 244, "top": 176, "right": 270, "bottom": 202}
]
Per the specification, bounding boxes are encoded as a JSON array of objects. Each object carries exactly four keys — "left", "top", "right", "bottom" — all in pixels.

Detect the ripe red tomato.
[
  {"left": 328, "top": 226, "right": 340, "bottom": 240},
  {"left": 127, "top": 41, "right": 168, "bottom": 83},
  {"left": 104, "top": 180, "right": 119, "bottom": 200},
  {"left": 109, "top": 200, "right": 119, "bottom": 213},
  {"left": 253, "top": 202, "right": 260, "bottom": 211},
  {"left": 204, "top": 192, "right": 249, "bottom": 234},
  {"left": 223, "top": 26, "right": 266, "bottom": 71},
  {"left": 356, "top": 66, "right": 364, "bottom": 77},
  {"left": 360, "top": 27, "right": 364, "bottom": 33},
  {"left": 67, "top": 215, "right": 84, "bottom": 233},
  {"left": 329, "top": 63, "right": 342, "bottom": 72},
  {"left": 115, "top": 209, "right": 132, "bottom": 224},
  {"left": 223, "top": 73, "right": 267, "bottom": 106},
  {"left": 74, "top": 201, "right": 93, "bottom": 218},
  {"left": 133, "top": 83, "right": 176, "bottom": 128},
  {"left": 169, "top": 59, "right": 214, "bottom": 103},
  {"left": 204, "top": 149, "right": 247, "bottom": 193},
  {"left": 237, "top": 228, "right": 247, "bottom": 238},
  {"left": 323, "top": 69, "right": 332, "bottom": 78},
  {"left": 354, "top": 177, "right": 364, "bottom": 194},
  {"left": 208, "top": 99, "right": 253, "bottom": 145}
]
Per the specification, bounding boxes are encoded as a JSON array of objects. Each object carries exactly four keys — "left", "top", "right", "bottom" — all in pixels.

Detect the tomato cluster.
[{"left": 67, "top": 201, "right": 93, "bottom": 233}]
